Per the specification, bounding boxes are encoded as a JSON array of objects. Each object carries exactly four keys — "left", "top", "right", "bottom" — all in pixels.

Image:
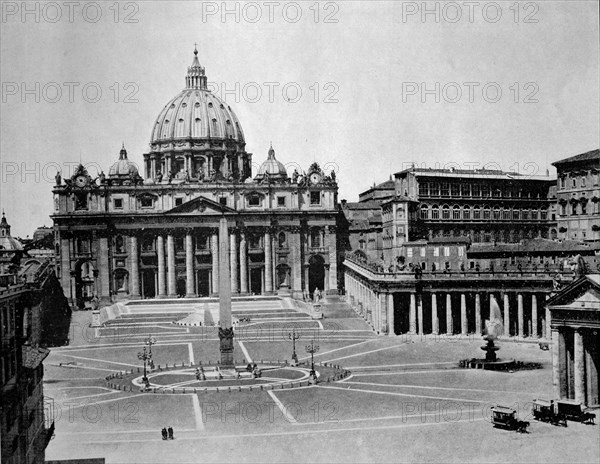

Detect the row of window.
[
  {"left": 420, "top": 204, "right": 548, "bottom": 220},
  {"left": 559, "top": 202, "right": 599, "bottom": 216},
  {"left": 426, "top": 228, "right": 550, "bottom": 242},
  {"left": 559, "top": 173, "right": 599, "bottom": 190},
  {"left": 417, "top": 182, "right": 545, "bottom": 199},
  {"left": 406, "top": 246, "right": 465, "bottom": 258}
]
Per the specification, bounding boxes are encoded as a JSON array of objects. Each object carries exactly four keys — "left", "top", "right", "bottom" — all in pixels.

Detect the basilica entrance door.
[
  {"left": 197, "top": 270, "right": 210, "bottom": 297},
  {"left": 308, "top": 255, "right": 325, "bottom": 295},
  {"left": 250, "top": 268, "right": 262, "bottom": 295},
  {"left": 141, "top": 270, "right": 156, "bottom": 298}
]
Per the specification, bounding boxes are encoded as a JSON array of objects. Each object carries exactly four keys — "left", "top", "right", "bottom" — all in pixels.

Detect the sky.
[{"left": 1, "top": 0, "right": 599, "bottom": 237}]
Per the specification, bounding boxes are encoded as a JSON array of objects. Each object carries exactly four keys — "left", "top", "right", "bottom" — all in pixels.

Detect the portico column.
[
  {"left": 239, "top": 233, "right": 248, "bottom": 294},
  {"left": 264, "top": 231, "right": 273, "bottom": 294},
  {"left": 417, "top": 294, "right": 424, "bottom": 336},
  {"left": 531, "top": 294, "right": 538, "bottom": 338},
  {"left": 545, "top": 294, "right": 552, "bottom": 340},
  {"left": 517, "top": 293, "right": 524, "bottom": 338},
  {"left": 574, "top": 329, "right": 586, "bottom": 404},
  {"left": 185, "top": 233, "right": 195, "bottom": 297},
  {"left": 431, "top": 293, "right": 438, "bottom": 335},
  {"left": 552, "top": 328, "right": 566, "bottom": 399},
  {"left": 460, "top": 293, "right": 467, "bottom": 335},
  {"left": 475, "top": 293, "right": 481, "bottom": 334},
  {"left": 211, "top": 232, "right": 219, "bottom": 294},
  {"left": 503, "top": 293, "right": 510, "bottom": 337},
  {"left": 230, "top": 232, "right": 238, "bottom": 293},
  {"left": 409, "top": 293, "right": 417, "bottom": 334},
  {"left": 157, "top": 235, "right": 166, "bottom": 297},
  {"left": 167, "top": 235, "right": 176, "bottom": 297},
  {"left": 446, "top": 293, "right": 452, "bottom": 335},
  {"left": 130, "top": 235, "right": 140, "bottom": 298},
  {"left": 387, "top": 293, "right": 395, "bottom": 335}
]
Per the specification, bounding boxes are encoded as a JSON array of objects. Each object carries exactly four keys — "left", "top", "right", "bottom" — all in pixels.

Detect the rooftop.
[
  {"left": 394, "top": 167, "right": 554, "bottom": 181},
  {"left": 551, "top": 148, "right": 600, "bottom": 167}
]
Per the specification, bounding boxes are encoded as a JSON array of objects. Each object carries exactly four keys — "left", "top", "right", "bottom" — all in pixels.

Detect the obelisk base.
[{"left": 219, "top": 327, "right": 235, "bottom": 367}]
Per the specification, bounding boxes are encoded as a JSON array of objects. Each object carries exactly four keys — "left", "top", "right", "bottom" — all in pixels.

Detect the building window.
[
  {"left": 513, "top": 209, "right": 520, "bottom": 220},
  {"left": 572, "top": 178, "right": 576, "bottom": 188},
  {"left": 493, "top": 206, "right": 500, "bottom": 220},
  {"left": 406, "top": 248, "right": 413, "bottom": 258},
  {"left": 458, "top": 246, "right": 464, "bottom": 257},
  {"left": 472, "top": 184, "right": 480, "bottom": 197},
  {"left": 481, "top": 185, "right": 490, "bottom": 197},
  {"left": 461, "top": 184, "right": 470, "bottom": 197},
  {"left": 442, "top": 205, "right": 450, "bottom": 219},
  {"left": 581, "top": 177, "right": 586, "bottom": 187},
  {"left": 451, "top": 184, "right": 459, "bottom": 196},
  {"left": 142, "top": 237, "right": 154, "bottom": 252},
  {"left": 560, "top": 177, "right": 566, "bottom": 189},
  {"left": 571, "top": 203, "right": 577, "bottom": 215},
  {"left": 114, "top": 198, "right": 123, "bottom": 209},
  {"left": 440, "top": 183, "right": 449, "bottom": 196},
  {"left": 463, "top": 206, "right": 471, "bottom": 220},
  {"left": 359, "top": 240, "right": 366, "bottom": 250},
  {"left": 175, "top": 197, "right": 183, "bottom": 206},
  {"left": 140, "top": 197, "right": 154, "bottom": 208},
  {"left": 115, "top": 235, "right": 125, "bottom": 254},
  {"left": 419, "top": 183, "right": 428, "bottom": 196},
  {"left": 310, "top": 191, "right": 321, "bottom": 205},
  {"left": 219, "top": 197, "right": 227, "bottom": 206},
  {"left": 420, "top": 247, "right": 426, "bottom": 257},
  {"left": 248, "top": 194, "right": 261, "bottom": 207},
  {"left": 581, "top": 202, "right": 587, "bottom": 215},
  {"left": 278, "top": 232, "right": 286, "bottom": 247},
  {"left": 531, "top": 209, "right": 538, "bottom": 220},
  {"left": 277, "top": 196, "right": 286, "bottom": 207},
  {"left": 433, "top": 247, "right": 440, "bottom": 257},
  {"left": 522, "top": 209, "right": 530, "bottom": 220},
  {"left": 502, "top": 208, "right": 511, "bottom": 220},
  {"left": 431, "top": 205, "right": 439, "bottom": 219},
  {"left": 310, "top": 229, "right": 321, "bottom": 247},
  {"left": 483, "top": 206, "right": 491, "bottom": 220},
  {"left": 452, "top": 205, "right": 461, "bottom": 220},
  {"left": 443, "top": 247, "right": 450, "bottom": 257},
  {"left": 420, "top": 204, "right": 429, "bottom": 219},
  {"left": 75, "top": 192, "right": 88, "bottom": 210}
]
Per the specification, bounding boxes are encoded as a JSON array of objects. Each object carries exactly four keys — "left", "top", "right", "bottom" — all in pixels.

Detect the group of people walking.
[{"left": 161, "top": 426, "right": 174, "bottom": 440}]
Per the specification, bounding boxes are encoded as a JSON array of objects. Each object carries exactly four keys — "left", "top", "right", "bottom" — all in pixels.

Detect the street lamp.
[
  {"left": 145, "top": 334, "right": 157, "bottom": 370},
  {"left": 137, "top": 346, "right": 151, "bottom": 385},
  {"left": 288, "top": 329, "right": 300, "bottom": 365},
  {"left": 305, "top": 340, "right": 320, "bottom": 379}
]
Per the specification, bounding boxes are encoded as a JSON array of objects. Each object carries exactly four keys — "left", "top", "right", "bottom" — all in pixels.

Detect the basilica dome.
[
  {"left": 150, "top": 49, "right": 244, "bottom": 147},
  {"left": 109, "top": 145, "right": 139, "bottom": 177},
  {"left": 256, "top": 145, "right": 288, "bottom": 182},
  {"left": 0, "top": 212, "right": 23, "bottom": 252}
]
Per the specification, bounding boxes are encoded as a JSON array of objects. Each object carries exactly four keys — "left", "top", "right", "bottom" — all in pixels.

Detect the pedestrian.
[
  {"left": 161, "top": 427, "right": 167, "bottom": 440},
  {"left": 168, "top": 426, "right": 174, "bottom": 440}
]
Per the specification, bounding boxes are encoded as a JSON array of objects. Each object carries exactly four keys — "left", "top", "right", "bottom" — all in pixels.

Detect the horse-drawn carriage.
[
  {"left": 532, "top": 399, "right": 567, "bottom": 426},
  {"left": 491, "top": 406, "right": 530, "bottom": 433},
  {"left": 556, "top": 399, "right": 595, "bottom": 425}
]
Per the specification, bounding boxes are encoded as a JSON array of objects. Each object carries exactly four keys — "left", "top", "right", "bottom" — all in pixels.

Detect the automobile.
[
  {"left": 556, "top": 399, "right": 596, "bottom": 425},
  {"left": 491, "top": 405, "right": 529, "bottom": 433},
  {"left": 532, "top": 399, "right": 567, "bottom": 426}
]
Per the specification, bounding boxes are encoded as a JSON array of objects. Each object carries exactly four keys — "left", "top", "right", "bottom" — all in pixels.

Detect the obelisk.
[{"left": 218, "top": 217, "right": 234, "bottom": 366}]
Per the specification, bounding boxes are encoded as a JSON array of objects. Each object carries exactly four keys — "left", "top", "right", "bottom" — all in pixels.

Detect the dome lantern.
[{"left": 186, "top": 44, "right": 207, "bottom": 90}]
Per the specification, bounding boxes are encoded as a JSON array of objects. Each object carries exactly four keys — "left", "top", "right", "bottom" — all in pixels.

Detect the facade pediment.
[
  {"left": 547, "top": 274, "right": 600, "bottom": 312},
  {"left": 165, "top": 196, "right": 237, "bottom": 215}
]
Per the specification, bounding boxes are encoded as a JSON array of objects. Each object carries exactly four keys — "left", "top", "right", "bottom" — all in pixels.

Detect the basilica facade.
[{"left": 52, "top": 49, "right": 339, "bottom": 308}]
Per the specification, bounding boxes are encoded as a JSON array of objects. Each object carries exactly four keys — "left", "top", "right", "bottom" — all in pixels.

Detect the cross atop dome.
[{"left": 186, "top": 45, "right": 207, "bottom": 90}]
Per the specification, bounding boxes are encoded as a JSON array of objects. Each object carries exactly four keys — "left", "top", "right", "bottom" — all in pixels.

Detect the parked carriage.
[
  {"left": 532, "top": 399, "right": 567, "bottom": 426},
  {"left": 491, "top": 406, "right": 530, "bottom": 433},
  {"left": 556, "top": 399, "right": 596, "bottom": 425}
]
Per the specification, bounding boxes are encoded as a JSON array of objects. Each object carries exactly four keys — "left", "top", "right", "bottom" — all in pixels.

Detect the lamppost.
[
  {"left": 288, "top": 329, "right": 300, "bottom": 365},
  {"left": 137, "top": 347, "right": 151, "bottom": 385},
  {"left": 145, "top": 334, "right": 157, "bottom": 370},
  {"left": 305, "top": 340, "right": 320, "bottom": 379}
]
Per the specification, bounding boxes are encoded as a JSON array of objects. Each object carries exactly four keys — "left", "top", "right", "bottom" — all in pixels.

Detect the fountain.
[{"left": 460, "top": 296, "right": 516, "bottom": 371}]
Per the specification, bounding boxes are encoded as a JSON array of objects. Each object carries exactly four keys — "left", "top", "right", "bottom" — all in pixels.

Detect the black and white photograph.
[{"left": 0, "top": 1, "right": 599, "bottom": 463}]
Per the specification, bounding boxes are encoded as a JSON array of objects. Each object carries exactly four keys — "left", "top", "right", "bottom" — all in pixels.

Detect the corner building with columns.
[{"left": 52, "top": 50, "right": 339, "bottom": 308}]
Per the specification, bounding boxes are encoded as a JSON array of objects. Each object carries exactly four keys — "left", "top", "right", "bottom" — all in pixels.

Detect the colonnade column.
[
  {"left": 167, "top": 235, "right": 176, "bottom": 297},
  {"left": 239, "top": 232, "right": 248, "bottom": 294},
  {"left": 517, "top": 293, "right": 524, "bottom": 338},
  {"left": 211, "top": 232, "right": 219, "bottom": 294},
  {"left": 185, "top": 233, "right": 195, "bottom": 297},
  {"left": 531, "top": 294, "right": 538, "bottom": 338},
  {"left": 475, "top": 293, "right": 481, "bottom": 334},
  {"left": 503, "top": 294, "right": 510, "bottom": 337},
  {"left": 379, "top": 293, "right": 388, "bottom": 334},
  {"left": 387, "top": 293, "right": 395, "bottom": 336},
  {"left": 460, "top": 293, "right": 467, "bottom": 335},
  {"left": 552, "top": 328, "right": 563, "bottom": 399},
  {"left": 264, "top": 231, "right": 273, "bottom": 293},
  {"left": 230, "top": 232, "right": 238, "bottom": 293},
  {"left": 546, "top": 294, "right": 552, "bottom": 340},
  {"left": 431, "top": 293, "right": 438, "bottom": 335},
  {"left": 409, "top": 293, "right": 417, "bottom": 334},
  {"left": 130, "top": 235, "right": 140, "bottom": 298},
  {"left": 446, "top": 293, "right": 452, "bottom": 335},
  {"left": 574, "top": 329, "right": 586, "bottom": 404},
  {"left": 157, "top": 235, "right": 166, "bottom": 297}
]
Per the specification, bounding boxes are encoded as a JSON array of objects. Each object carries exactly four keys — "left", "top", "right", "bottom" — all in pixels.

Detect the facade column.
[
  {"left": 417, "top": 294, "right": 424, "bottom": 336},
  {"left": 264, "top": 231, "right": 273, "bottom": 293},
  {"left": 230, "top": 232, "right": 238, "bottom": 293},
  {"left": 531, "top": 294, "right": 538, "bottom": 338},
  {"left": 239, "top": 232, "right": 248, "bottom": 294},
  {"left": 545, "top": 294, "right": 552, "bottom": 340},
  {"left": 326, "top": 225, "right": 338, "bottom": 294},
  {"left": 211, "top": 232, "right": 219, "bottom": 294},
  {"left": 431, "top": 293, "right": 438, "bottom": 335},
  {"left": 98, "top": 236, "right": 110, "bottom": 303},
  {"left": 503, "top": 293, "right": 510, "bottom": 337},
  {"left": 157, "top": 235, "right": 166, "bottom": 297},
  {"left": 446, "top": 293, "right": 452, "bottom": 335},
  {"left": 130, "top": 235, "right": 140, "bottom": 298},
  {"left": 460, "top": 293, "right": 467, "bottom": 335},
  {"left": 167, "top": 234, "right": 176, "bottom": 297},
  {"left": 387, "top": 293, "right": 395, "bottom": 335},
  {"left": 475, "top": 293, "right": 481, "bottom": 334},
  {"left": 574, "top": 329, "right": 586, "bottom": 404},
  {"left": 552, "top": 328, "right": 566, "bottom": 399},
  {"left": 409, "top": 293, "right": 417, "bottom": 334},
  {"left": 517, "top": 293, "right": 524, "bottom": 338},
  {"left": 185, "top": 233, "right": 195, "bottom": 297}
]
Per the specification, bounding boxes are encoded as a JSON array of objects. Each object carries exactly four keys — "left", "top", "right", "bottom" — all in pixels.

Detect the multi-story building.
[
  {"left": 552, "top": 148, "right": 600, "bottom": 242},
  {"left": 52, "top": 49, "right": 339, "bottom": 308},
  {"left": 0, "top": 262, "right": 61, "bottom": 464}
]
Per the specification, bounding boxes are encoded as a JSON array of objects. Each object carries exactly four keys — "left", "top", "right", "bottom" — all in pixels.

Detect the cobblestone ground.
[{"left": 44, "top": 300, "right": 599, "bottom": 464}]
